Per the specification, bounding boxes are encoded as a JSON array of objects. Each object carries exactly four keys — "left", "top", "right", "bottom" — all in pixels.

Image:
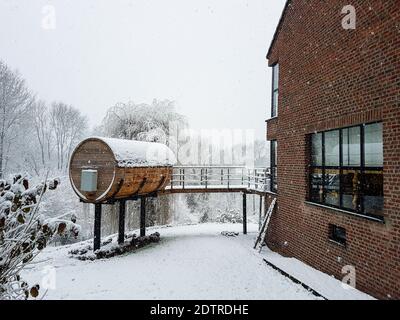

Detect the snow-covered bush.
[
  {"left": 0, "top": 175, "right": 80, "bottom": 300},
  {"left": 215, "top": 208, "right": 243, "bottom": 224},
  {"left": 69, "top": 232, "right": 160, "bottom": 261}
]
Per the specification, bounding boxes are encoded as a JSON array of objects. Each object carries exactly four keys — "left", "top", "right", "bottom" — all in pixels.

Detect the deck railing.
[{"left": 168, "top": 166, "right": 275, "bottom": 193}]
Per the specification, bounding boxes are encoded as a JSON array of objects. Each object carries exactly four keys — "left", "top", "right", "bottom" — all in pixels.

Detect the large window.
[
  {"left": 271, "top": 64, "right": 279, "bottom": 118},
  {"left": 309, "top": 123, "right": 383, "bottom": 220}
]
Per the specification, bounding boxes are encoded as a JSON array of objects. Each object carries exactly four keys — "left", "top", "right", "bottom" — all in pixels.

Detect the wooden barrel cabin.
[{"left": 69, "top": 137, "right": 176, "bottom": 203}]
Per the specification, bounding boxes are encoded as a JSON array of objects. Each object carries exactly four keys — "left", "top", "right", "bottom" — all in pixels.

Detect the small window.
[
  {"left": 329, "top": 224, "right": 346, "bottom": 246},
  {"left": 271, "top": 64, "right": 279, "bottom": 118},
  {"left": 270, "top": 140, "right": 278, "bottom": 193}
]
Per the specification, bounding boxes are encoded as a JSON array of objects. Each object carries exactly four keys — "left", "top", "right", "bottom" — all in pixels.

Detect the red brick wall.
[
  {"left": 266, "top": 117, "right": 278, "bottom": 140},
  {"left": 266, "top": 0, "right": 400, "bottom": 299}
]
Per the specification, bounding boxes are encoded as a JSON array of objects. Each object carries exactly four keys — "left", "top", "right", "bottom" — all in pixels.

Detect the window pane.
[
  {"left": 325, "top": 130, "right": 340, "bottom": 166},
  {"left": 363, "top": 169, "right": 384, "bottom": 216},
  {"left": 324, "top": 169, "right": 340, "bottom": 206},
  {"left": 271, "top": 167, "right": 278, "bottom": 193},
  {"left": 342, "top": 126, "right": 361, "bottom": 166},
  {"left": 273, "top": 64, "right": 279, "bottom": 90},
  {"left": 311, "top": 133, "right": 322, "bottom": 166},
  {"left": 272, "top": 90, "right": 279, "bottom": 117},
  {"left": 310, "top": 168, "right": 323, "bottom": 203},
  {"left": 272, "top": 141, "right": 277, "bottom": 166},
  {"left": 365, "top": 123, "right": 383, "bottom": 167},
  {"left": 270, "top": 141, "right": 277, "bottom": 192},
  {"left": 341, "top": 169, "right": 362, "bottom": 211}
]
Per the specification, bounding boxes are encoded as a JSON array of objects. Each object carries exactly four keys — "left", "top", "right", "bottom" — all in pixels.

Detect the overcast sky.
[{"left": 0, "top": 0, "right": 286, "bottom": 139}]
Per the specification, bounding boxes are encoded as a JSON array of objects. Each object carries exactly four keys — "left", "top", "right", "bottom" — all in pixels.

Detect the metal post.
[
  {"left": 259, "top": 195, "right": 263, "bottom": 230},
  {"left": 243, "top": 193, "right": 247, "bottom": 235},
  {"left": 140, "top": 197, "right": 146, "bottom": 237},
  {"left": 118, "top": 199, "right": 126, "bottom": 244},
  {"left": 170, "top": 168, "right": 174, "bottom": 189},
  {"left": 94, "top": 203, "right": 102, "bottom": 251}
]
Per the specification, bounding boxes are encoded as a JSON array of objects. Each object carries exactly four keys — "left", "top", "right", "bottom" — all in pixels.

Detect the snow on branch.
[{"left": 0, "top": 175, "right": 80, "bottom": 300}]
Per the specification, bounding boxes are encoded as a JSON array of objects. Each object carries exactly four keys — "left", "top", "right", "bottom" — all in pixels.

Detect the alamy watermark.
[
  {"left": 41, "top": 5, "right": 56, "bottom": 30},
  {"left": 41, "top": 265, "right": 57, "bottom": 291},
  {"left": 167, "top": 123, "right": 256, "bottom": 167},
  {"left": 341, "top": 265, "right": 356, "bottom": 290},
  {"left": 342, "top": 5, "right": 356, "bottom": 30}
]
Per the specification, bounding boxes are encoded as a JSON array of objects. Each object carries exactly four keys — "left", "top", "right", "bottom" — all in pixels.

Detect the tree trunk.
[{"left": 0, "top": 133, "right": 4, "bottom": 179}]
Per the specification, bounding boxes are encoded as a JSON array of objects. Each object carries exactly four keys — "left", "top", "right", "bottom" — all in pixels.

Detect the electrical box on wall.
[{"left": 80, "top": 169, "right": 98, "bottom": 192}]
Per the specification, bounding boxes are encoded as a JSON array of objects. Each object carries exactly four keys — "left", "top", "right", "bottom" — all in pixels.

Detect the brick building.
[{"left": 265, "top": 0, "right": 399, "bottom": 299}]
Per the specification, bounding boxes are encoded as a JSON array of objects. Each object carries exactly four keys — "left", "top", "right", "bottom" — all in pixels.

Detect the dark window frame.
[
  {"left": 308, "top": 122, "right": 384, "bottom": 221},
  {"left": 271, "top": 63, "right": 279, "bottom": 118}
]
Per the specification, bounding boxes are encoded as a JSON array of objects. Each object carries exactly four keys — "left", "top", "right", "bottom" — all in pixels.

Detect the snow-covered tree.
[
  {"left": 0, "top": 60, "right": 34, "bottom": 178},
  {"left": 99, "top": 99, "right": 186, "bottom": 143},
  {"left": 32, "top": 100, "right": 53, "bottom": 170},
  {"left": 0, "top": 175, "right": 80, "bottom": 300},
  {"left": 50, "top": 102, "right": 88, "bottom": 172}
]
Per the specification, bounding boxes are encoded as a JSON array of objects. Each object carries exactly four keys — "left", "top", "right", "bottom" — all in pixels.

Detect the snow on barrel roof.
[{"left": 93, "top": 137, "right": 177, "bottom": 168}]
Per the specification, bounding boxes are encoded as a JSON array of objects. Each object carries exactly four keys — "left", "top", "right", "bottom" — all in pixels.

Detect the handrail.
[{"left": 168, "top": 166, "right": 273, "bottom": 193}]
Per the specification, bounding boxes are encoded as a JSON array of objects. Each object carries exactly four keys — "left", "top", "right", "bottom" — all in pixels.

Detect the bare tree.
[
  {"left": 50, "top": 102, "right": 88, "bottom": 172},
  {"left": 32, "top": 100, "right": 52, "bottom": 168},
  {"left": 0, "top": 61, "right": 34, "bottom": 178}
]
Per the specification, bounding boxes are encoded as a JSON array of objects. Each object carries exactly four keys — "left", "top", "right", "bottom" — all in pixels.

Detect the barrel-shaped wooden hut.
[{"left": 69, "top": 137, "right": 176, "bottom": 203}]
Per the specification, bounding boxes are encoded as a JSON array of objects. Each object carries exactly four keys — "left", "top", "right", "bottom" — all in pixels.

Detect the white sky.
[{"left": 0, "top": 0, "right": 286, "bottom": 139}]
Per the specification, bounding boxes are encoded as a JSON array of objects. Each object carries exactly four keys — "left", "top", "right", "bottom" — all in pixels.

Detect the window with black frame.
[
  {"left": 271, "top": 64, "right": 279, "bottom": 118},
  {"left": 309, "top": 123, "right": 384, "bottom": 220},
  {"left": 270, "top": 140, "right": 277, "bottom": 193}
]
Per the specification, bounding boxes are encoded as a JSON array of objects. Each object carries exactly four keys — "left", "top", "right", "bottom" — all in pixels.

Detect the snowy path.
[{"left": 21, "top": 223, "right": 371, "bottom": 300}]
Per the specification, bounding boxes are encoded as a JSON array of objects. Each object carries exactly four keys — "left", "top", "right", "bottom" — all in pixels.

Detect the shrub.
[{"left": 0, "top": 175, "right": 80, "bottom": 300}]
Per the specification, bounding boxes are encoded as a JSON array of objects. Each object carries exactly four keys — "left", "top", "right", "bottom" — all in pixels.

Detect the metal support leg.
[
  {"left": 118, "top": 200, "right": 126, "bottom": 244},
  {"left": 94, "top": 203, "right": 102, "bottom": 251},
  {"left": 243, "top": 193, "right": 247, "bottom": 235},
  {"left": 140, "top": 197, "right": 146, "bottom": 237},
  {"left": 259, "top": 195, "right": 263, "bottom": 231}
]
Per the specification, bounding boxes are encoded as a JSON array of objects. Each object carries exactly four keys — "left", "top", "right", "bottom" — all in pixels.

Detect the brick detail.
[{"left": 266, "top": 117, "right": 278, "bottom": 141}]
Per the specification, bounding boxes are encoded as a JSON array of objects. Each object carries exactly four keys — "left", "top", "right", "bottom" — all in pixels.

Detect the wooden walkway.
[{"left": 161, "top": 166, "right": 275, "bottom": 196}]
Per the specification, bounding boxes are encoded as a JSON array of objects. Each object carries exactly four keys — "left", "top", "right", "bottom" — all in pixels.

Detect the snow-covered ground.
[{"left": 21, "top": 223, "right": 373, "bottom": 300}]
